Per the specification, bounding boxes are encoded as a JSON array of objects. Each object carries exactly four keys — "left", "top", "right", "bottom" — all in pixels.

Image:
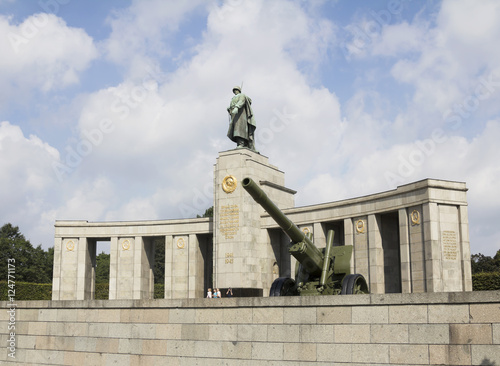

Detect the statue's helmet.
[{"left": 232, "top": 86, "right": 241, "bottom": 93}]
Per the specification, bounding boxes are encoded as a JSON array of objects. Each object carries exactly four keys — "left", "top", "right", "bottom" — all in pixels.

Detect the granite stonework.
[
  {"left": 52, "top": 149, "right": 472, "bottom": 300},
  {"left": 213, "top": 149, "right": 295, "bottom": 295},
  {"left": 1, "top": 292, "right": 499, "bottom": 365}
]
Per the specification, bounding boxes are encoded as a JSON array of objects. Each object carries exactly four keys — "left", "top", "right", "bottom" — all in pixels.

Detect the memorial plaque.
[
  {"left": 442, "top": 230, "right": 458, "bottom": 261},
  {"left": 219, "top": 204, "right": 239, "bottom": 239}
]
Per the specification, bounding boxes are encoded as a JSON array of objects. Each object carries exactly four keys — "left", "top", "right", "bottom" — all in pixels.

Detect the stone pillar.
[
  {"left": 108, "top": 237, "right": 119, "bottom": 300},
  {"left": 188, "top": 234, "right": 199, "bottom": 299},
  {"left": 213, "top": 149, "right": 294, "bottom": 296},
  {"left": 408, "top": 205, "right": 426, "bottom": 292},
  {"left": 171, "top": 235, "right": 189, "bottom": 299},
  {"left": 111, "top": 236, "right": 154, "bottom": 300},
  {"left": 52, "top": 237, "right": 94, "bottom": 300},
  {"left": 438, "top": 205, "right": 464, "bottom": 292},
  {"left": 423, "top": 202, "right": 442, "bottom": 292},
  {"left": 51, "top": 237, "right": 63, "bottom": 300},
  {"left": 164, "top": 235, "right": 173, "bottom": 299},
  {"left": 76, "top": 237, "right": 95, "bottom": 300},
  {"left": 368, "top": 214, "right": 384, "bottom": 294},
  {"left": 344, "top": 218, "right": 354, "bottom": 273},
  {"left": 313, "top": 222, "right": 325, "bottom": 249},
  {"left": 459, "top": 205, "right": 473, "bottom": 291},
  {"left": 399, "top": 208, "right": 412, "bottom": 293},
  {"left": 132, "top": 236, "right": 154, "bottom": 300},
  {"left": 353, "top": 217, "right": 369, "bottom": 284}
]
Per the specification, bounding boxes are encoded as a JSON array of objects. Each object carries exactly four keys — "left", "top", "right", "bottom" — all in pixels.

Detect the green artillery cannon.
[{"left": 242, "top": 177, "right": 369, "bottom": 296}]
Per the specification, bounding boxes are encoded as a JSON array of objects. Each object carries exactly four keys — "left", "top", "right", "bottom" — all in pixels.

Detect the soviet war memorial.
[{"left": 1, "top": 1, "right": 500, "bottom": 365}]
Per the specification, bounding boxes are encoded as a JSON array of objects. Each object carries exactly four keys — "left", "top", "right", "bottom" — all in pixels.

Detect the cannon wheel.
[
  {"left": 269, "top": 277, "right": 297, "bottom": 296},
  {"left": 341, "top": 274, "right": 369, "bottom": 295}
]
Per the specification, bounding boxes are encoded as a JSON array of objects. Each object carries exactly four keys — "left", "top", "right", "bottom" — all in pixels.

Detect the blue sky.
[{"left": 0, "top": 0, "right": 499, "bottom": 257}]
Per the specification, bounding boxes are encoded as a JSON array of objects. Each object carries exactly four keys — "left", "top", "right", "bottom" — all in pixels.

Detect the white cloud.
[
  {"left": 0, "top": 121, "right": 60, "bottom": 243},
  {"left": 0, "top": 13, "right": 98, "bottom": 106}
]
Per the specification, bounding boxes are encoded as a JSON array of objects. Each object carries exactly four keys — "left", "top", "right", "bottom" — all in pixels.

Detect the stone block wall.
[{"left": 1, "top": 291, "right": 499, "bottom": 365}]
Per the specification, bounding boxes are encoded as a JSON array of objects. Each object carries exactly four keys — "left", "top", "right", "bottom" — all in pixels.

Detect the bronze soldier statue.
[{"left": 227, "top": 86, "right": 257, "bottom": 152}]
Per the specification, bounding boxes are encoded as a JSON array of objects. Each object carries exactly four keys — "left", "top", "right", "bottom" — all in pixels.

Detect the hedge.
[
  {"left": 472, "top": 272, "right": 500, "bottom": 291},
  {"left": 0, "top": 282, "right": 165, "bottom": 301},
  {"left": 0, "top": 281, "right": 52, "bottom": 301}
]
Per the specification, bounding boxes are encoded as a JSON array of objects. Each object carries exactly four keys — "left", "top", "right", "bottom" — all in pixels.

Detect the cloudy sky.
[{"left": 1, "top": 0, "right": 499, "bottom": 256}]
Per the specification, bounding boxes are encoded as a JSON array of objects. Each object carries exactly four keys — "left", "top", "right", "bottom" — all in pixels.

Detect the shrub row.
[
  {"left": 0, "top": 282, "right": 166, "bottom": 301},
  {"left": 0, "top": 281, "right": 52, "bottom": 301},
  {"left": 472, "top": 272, "right": 500, "bottom": 291}
]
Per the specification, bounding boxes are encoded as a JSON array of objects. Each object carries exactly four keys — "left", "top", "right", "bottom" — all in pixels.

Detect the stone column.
[
  {"left": 75, "top": 238, "right": 95, "bottom": 300},
  {"left": 108, "top": 237, "right": 119, "bottom": 300},
  {"left": 368, "top": 214, "right": 384, "bottom": 294},
  {"left": 423, "top": 202, "right": 442, "bottom": 292},
  {"left": 51, "top": 237, "right": 63, "bottom": 300},
  {"left": 399, "top": 208, "right": 412, "bottom": 293},
  {"left": 344, "top": 218, "right": 354, "bottom": 273},
  {"left": 171, "top": 235, "right": 189, "bottom": 299},
  {"left": 313, "top": 222, "right": 325, "bottom": 249},
  {"left": 459, "top": 205, "right": 473, "bottom": 291},
  {"left": 164, "top": 235, "right": 173, "bottom": 299},
  {"left": 353, "top": 217, "right": 369, "bottom": 284},
  {"left": 188, "top": 234, "right": 199, "bottom": 299},
  {"left": 132, "top": 236, "right": 154, "bottom": 300}
]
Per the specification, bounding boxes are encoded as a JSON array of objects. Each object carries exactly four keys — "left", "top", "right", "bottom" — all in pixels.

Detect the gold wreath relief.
[
  {"left": 355, "top": 220, "right": 365, "bottom": 234},
  {"left": 411, "top": 210, "right": 421, "bottom": 225},
  {"left": 66, "top": 240, "right": 75, "bottom": 251},
  {"left": 222, "top": 175, "right": 237, "bottom": 193},
  {"left": 176, "top": 238, "right": 185, "bottom": 249},
  {"left": 122, "top": 239, "right": 131, "bottom": 250}
]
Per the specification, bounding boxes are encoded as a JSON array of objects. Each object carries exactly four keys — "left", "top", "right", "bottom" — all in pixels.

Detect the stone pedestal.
[{"left": 213, "top": 149, "right": 295, "bottom": 296}]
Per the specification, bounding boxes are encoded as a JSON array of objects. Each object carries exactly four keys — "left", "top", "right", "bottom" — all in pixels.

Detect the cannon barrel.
[{"left": 242, "top": 177, "right": 324, "bottom": 275}]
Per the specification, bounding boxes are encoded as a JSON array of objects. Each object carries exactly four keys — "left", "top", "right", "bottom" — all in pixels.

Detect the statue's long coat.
[{"left": 227, "top": 93, "right": 256, "bottom": 142}]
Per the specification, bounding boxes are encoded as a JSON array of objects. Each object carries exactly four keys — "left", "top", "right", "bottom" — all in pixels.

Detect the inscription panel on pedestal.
[
  {"left": 219, "top": 204, "right": 239, "bottom": 239},
  {"left": 442, "top": 230, "right": 458, "bottom": 261}
]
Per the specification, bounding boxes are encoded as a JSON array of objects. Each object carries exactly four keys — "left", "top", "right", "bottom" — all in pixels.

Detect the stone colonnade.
[
  {"left": 264, "top": 179, "right": 472, "bottom": 294},
  {"left": 51, "top": 220, "right": 212, "bottom": 301},
  {"left": 52, "top": 150, "right": 472, "bottom": 300}
]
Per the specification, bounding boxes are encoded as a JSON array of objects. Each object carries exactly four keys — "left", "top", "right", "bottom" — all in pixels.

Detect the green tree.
[
  {"left": 0, "top": 223, "right": 52, "bottom": 283},
  {"left": 197, "top": 206, "right": 213, "bottom": 218},
  {"left": 95, "top": 252, "right": 110, "bottom": 284},
  {"left": 471, "top": 250, "right": 500, "bottom": 274},
  {"left": 153, "top": 238, "right": 165, "bottom": 284}
]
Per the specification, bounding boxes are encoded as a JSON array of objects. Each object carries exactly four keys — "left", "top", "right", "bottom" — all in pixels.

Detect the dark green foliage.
[
  {"left": 95, "top": 252, "right": 110, "bottom": 284},
  {"left": 154, "top": 283, "right": 164, "bottom": 299},
  {"left": 0, "top": 224, "right": 53, "bottom": 283},
  {"left": 153, "top": 238, "right": 165, "bottom": 284},
  {"left": 95, "top": 283, "right": 109, "bottom": 300},
  {"left": 197, "top": 206, "right": 213, "bottom": 218},
  {"left": 471, "top": 249, "right": 500, "bottom": 291},
  {"left": 0, "top": 281, "right": 52, "bottom": 300},
  {"left": 472, "top": 272, "right": 500, "bottom": 291},
  {"left": 471, "top": 250, "right": 500, "bottom": 274}
]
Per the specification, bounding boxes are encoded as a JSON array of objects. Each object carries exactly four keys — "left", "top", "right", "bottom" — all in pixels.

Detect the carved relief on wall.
[
  {"left": 222, "top": 175, "right": 237, "bottom": 193},
  {"left": 121, "top": 239, "right": 131, "bottom": 250},
  {"left": 355, "top": 219, "right": 365, "bottom": 234},
  {"left": 66, "top": 240, "right": 75, "bottom": 251},
  {"left": 410, "top": 210, "right": 421, "bottom": 225}
]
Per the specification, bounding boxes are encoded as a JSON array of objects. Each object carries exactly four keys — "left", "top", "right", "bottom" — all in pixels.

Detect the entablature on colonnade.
[
  {"left": 54, "top": 217, "right": 213, "bottom": 238},
  {"left": 259, "top": 178, "right": 468, "bottom": 228}
]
